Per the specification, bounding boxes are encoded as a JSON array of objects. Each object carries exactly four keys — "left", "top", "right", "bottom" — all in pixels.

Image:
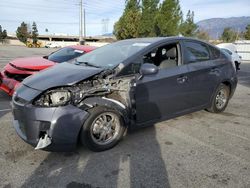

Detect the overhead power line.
[
  {"left": 0, "top": 0, "right": 125, "bottom": 35},
  {"left": 0, "top": 2, "right": 77, "bottom": 10},
  {"left": 0, "top": 19, "right": 101, "bottom": 25},
  {"left": 102, "top": 18, "right": 109, "bottom": 34},
  {"left": 0, "top": 0, "right": 124, "bottom": 12}
]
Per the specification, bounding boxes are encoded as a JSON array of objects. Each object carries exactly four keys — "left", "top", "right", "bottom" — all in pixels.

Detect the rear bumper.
[
  {"left": 229, "top": 76, "right": 238, "bottom": 99},
  {"left": 0, "top": 71, "right": 20, "bottom": 96},
  {"left": 12, "top": 100, "right": 89, "bottom": 152}
]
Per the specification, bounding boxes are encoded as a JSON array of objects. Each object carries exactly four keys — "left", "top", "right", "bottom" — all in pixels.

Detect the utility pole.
[
  {"left": 84, "top": 8, "right": 86, "bottom": 38},
  {"left": 79, "top": 0, "right": 84, "bottom": 44}
]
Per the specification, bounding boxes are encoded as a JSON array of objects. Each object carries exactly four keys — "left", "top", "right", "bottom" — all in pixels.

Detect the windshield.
[
  {"left": 47, "top": 47, "right": 85, "bottom": 63},
  {"left": 76, "top": 40, "right": 151, "bottom": 68}
]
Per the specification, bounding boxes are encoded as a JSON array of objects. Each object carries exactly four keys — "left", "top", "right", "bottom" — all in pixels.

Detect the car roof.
[
  {"left": 68, "top": 45, "right": 97, "bottom": 52},
  {"left": 119, "top": 36, "right": 190, "bottom": 43},
  {"left": 118, "top": 36, "right": 214, "bottom": 46}
]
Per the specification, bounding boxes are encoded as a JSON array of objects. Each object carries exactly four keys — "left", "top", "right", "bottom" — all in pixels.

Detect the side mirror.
[{"left": 140, "top": 63, "right": 158, "bottom": 76}]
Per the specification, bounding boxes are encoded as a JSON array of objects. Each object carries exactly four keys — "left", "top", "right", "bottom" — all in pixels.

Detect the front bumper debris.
[
  {"left": 35, "top": 134, "right": 52, "bottom": 150},
  {"left": 12, "top": 86, "right": 90, "bottom": 151}
]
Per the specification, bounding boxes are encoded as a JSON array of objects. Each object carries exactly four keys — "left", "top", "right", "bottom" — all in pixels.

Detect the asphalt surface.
[{"left": 0, "top": 45, "right": 250, "bottom": 188}]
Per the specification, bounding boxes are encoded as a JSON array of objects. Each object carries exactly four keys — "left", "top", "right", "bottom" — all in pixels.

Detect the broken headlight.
[{"left": 33, "top": 89, "right": 72, "bottom": 107}]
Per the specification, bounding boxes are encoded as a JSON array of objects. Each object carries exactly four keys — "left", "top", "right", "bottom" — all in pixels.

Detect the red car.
[{"left": 0, "top": 45, "right": 96, "bottom": 96}]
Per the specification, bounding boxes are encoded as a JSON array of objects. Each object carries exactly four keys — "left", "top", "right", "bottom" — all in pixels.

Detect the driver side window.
[{"left": 143, "top": 43, "right": 179, "bottom": 69}]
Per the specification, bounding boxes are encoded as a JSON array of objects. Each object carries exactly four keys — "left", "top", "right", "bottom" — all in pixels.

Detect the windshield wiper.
[{"left": 75, "top": 61, "right": 100, "bottom": 68}]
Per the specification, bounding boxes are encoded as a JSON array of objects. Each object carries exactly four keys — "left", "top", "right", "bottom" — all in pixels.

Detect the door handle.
[{"left": 177, "top": 76, "right": 188, "bottom": 84}]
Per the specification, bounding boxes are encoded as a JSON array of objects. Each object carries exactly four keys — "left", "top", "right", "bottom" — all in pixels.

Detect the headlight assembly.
[{"left": 33, "top": 89, "right": 71, "bottom": 107}]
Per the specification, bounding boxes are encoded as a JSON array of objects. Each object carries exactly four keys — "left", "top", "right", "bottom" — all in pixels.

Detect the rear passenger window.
[
  {"left": 184, "top": 41, "right": 210, "bottom": 63},
  {"left": 209, "top": 46, "right": 221, "bottom": 59}
]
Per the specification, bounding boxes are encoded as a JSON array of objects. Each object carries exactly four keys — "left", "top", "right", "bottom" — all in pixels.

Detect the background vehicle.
[
  {"left": 12, "top": 37, "right": 237, "bottom": 152},
  {"left": 26, "top": 40, "right": 42, "bottom": 48},
  {"left": 45, "top": 42, "right": 61, "bottom": 48},
  {"left": 0, "top": 45, "right": 96, "bottom": 95},
  {"left": 217, "top": 43, "right": 242, "bottom": 70}
]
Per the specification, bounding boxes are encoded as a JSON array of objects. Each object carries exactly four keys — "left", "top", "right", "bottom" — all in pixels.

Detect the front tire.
[
  {"left": 207, "top": 83, "right": 230, "bottom": 113},
  {"left": 80, "top": 106, "right": 126, "bottom": 152}
]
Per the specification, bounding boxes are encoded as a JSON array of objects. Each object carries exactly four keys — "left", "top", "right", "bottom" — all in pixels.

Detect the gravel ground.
[{"left": 0, "top": 45, "right": 250, "bottom": 188}]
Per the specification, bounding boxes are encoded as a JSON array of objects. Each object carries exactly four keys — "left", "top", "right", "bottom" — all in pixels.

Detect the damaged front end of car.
[
  {"left": 12, "top": 68, "right": 136, "bottom": 151},
  {"left": 33, "top": 69, "right": 135, "bottom": 111}
]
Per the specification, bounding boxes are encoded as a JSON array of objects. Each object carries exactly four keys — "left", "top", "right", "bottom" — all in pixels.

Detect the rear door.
[{"left": 181, "top": 40, "right": 222, "bottom": 108}]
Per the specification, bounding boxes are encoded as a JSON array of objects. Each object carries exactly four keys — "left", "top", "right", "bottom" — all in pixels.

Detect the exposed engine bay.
[
  {"left": 75, "top": 74, "right": 135, "bottom": 107},
  {"left": 33, "top": 70, "right": 136, "bottom": 115}
]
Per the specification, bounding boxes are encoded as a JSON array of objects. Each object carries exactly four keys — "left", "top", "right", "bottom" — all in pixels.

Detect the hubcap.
[
  {"left": 215, "top": 88, "right": 228, "bottom": 109},
  {"left": 90, "top": 112, "right": 120, "bottom": 145}
]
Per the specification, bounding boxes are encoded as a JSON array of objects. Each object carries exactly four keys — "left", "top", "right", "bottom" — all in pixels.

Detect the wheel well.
[
  {"left": 222, "top": 81, "right": 231, "bottom": 95},
  {"left": 76, "top": 103, "right": 129, "bottom": 145}
]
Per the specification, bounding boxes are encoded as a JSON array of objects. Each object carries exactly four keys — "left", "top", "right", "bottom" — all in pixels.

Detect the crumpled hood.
[
  {"left": 23, "top": 62, "right": 104, "bottom": 91},
  {"left": 10, "top": 57, "right": 55, "bottom": 70}
]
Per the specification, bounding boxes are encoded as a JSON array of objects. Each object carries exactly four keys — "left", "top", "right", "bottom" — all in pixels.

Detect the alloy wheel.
[
  {"left": 90, "top": 112, "right": 121, "bottom": 145},
  {"left": 215, "top": 88, "right": 228, "bottom": 110}
]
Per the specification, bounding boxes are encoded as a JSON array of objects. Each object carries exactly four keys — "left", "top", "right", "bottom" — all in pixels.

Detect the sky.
[{"left": 0, "top": 0, "right": 249, "bottom": 37}]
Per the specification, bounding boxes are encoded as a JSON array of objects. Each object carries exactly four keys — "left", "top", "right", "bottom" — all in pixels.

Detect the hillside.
[{"left": 196, "top": 16, "right": 250, "bottom": 39}]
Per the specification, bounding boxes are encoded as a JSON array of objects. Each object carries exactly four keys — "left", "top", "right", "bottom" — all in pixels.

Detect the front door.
[{"left": 135, "top": 42, "right": 191, "bottom": 125}]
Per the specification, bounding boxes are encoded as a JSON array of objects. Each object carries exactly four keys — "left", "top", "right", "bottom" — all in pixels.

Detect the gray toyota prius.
[{"left": 12, "top": 37, "right": 237, "bottom": 152}]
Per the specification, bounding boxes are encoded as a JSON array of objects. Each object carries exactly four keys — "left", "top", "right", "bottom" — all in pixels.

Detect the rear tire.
[
  {"left": 80, "top": 106, "right": 126, "bottom": 152},
  {"left": 207, "top": 83, "right": 230, "bottom": 113}
]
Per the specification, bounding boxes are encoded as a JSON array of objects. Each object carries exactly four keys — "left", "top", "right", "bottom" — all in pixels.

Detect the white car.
[
  {"left": 217, "top": 43, "right": 241, "bottom": 71},
  {"left": 45, "top": 43, "right": 61, "bottom": 48}
]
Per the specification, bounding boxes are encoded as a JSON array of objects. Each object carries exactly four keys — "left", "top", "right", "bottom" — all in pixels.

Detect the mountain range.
[{"left": 196, "top": 16, "right": 250, "bottom": 39}]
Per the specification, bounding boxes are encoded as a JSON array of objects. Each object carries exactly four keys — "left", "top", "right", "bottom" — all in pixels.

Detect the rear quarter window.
[
  {"left": 183, "top": 41, "right": 210, "bottom": 63},
  {"left": 208, "top": 45, "right": 221, "bottom": 59}
]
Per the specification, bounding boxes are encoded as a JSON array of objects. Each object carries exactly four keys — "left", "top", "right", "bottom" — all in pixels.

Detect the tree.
[
  {"left": 154, "top": 0, "right": 183, "bottom": 36},
  {"left": 0, "top": 25, "right": 8, "bottom": 43},
  {"left": 31, "top": 22, "right": 39, "bottom": 44},
  {"left": 114, "top": 0, "right": 141, "bottom": 39},
  {"left": 196, "top": 30, "right": 210, "bottom": 41},
  {"left": 244, "top": 24, "right": 250, "bottom": 40},
  {"left": 0, "top": 25, "right": 2, "bottom": 42},
  {"left": 2, "top": 30, "right": 7, "bottom": 39},
  {"left": 180, "top": 10, "right": 197, "bottom": 37},
  {"left": 220, "top": 27, "right": 237, "bottom": 42},
  {"left": 16, "top": 22, "right": 29, "bottom": 43},
  {"left": 138, "top": 0, "right": 159, "bottom": 37}
]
